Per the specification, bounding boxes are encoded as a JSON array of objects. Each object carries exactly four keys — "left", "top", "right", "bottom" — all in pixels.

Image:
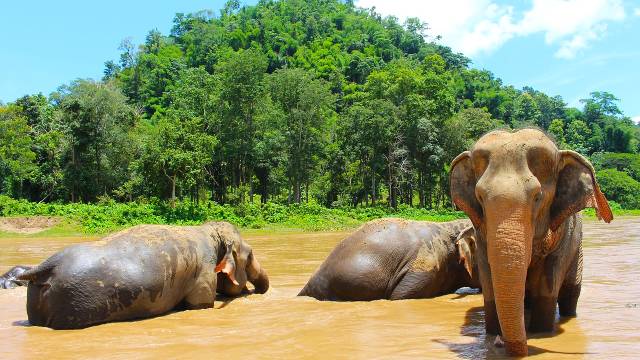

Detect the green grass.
[
  {"left": 582, "top": 201, "right": 640, "bottom": 218},
  {"left": 0, "top": 195, "right": 467, "bottom": 235},
  {"left": 0, "top": 218, "right": 85, "bottom": 238},
  {"left": 0, "top": 195, "right": 635, "bottom": 236}
]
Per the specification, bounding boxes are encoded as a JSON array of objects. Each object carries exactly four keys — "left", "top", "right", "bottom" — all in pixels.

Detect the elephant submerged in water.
[
  {"left": 17, "top": 222, "right": 269, "bottom": 329},
  {"left": 298, "top": 219, "right": 480, "bottom": 301},
  {"left": 0, "top": 265, "right": 32, "bottom": 289},
  {"left": 450, "top": 129, "right": 612, "bottom": 356}
]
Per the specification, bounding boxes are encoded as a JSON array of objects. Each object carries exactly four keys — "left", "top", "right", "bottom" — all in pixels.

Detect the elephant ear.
[
  {"left": 450, "top": 151, "right": 483, "bottom": 229},
  {"left": 215, "top": 241, "right": 239, "bottom": 285},
  {"left": 456, "top": 226, "right": 476, "bottom": 278},
  {"left": 550, "top": 150, "right": 613, "bottom": 231}
]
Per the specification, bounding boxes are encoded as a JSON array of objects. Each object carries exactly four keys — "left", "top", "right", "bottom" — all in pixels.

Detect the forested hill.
[{"left": 1, "top": 0, "right": 639, "bottom": 211}]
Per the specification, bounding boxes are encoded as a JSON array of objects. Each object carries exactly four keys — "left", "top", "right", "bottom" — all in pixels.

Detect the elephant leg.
[
  {"left": 183, "top": 275, "right": 216, "bottom": 310},
  {"left": 527, "top": 257, "right": 563, "bottom": 333},
  {"left": 557, "top": 284, "right": 580, "bottom": 317},
  {"left": 184, "top": 286, "right": 215, "bottom": 309},
  {"left": 389, "top": 271, "right": 435, "bottom": 300},
  {"left": 558, "top": 246, "right": 582, "bottom": 317},
  {"left": 528, "top": 296, "right": 557, "bottom": 332},
  {"left": 484, "top": 299, "right": 501, "bottom": 335}
]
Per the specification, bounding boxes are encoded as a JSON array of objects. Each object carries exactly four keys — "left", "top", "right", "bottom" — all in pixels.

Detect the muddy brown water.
[{"left": 0, "top": 218, "right": 639, "bottom": 359}]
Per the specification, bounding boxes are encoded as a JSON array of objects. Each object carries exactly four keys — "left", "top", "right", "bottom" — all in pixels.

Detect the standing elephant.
[
  {"left": 0, "top": 265, "right": 32, "bottom": 289},
  {"left": 450, "top": 129, "right": 612, "bottom": 356},
  {"left": 17, "top": 222, "right": 269, "bottom": 329},
  {"left": 298, "top": 219, "right": 480, "bottom": 301}
]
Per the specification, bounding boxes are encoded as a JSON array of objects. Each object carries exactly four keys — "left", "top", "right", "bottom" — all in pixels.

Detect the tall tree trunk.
[
  {"left": 249, "top": 172, "right": 254, "bottom": 204},
  {"left": 294, "top": 179, "right": 301, "bottom": 203},
  {"left": 426, "top": 181, "right": 432, "bottom": 210},
  {"left": 71, "top": 146, "right": 76, "bottom": 203},
  {"left": 170, "top": 175, "right": 177, "bottom": 208},
  {"left": 388, "top": 162, "right": 396, "bottom": 209},
  {"left": 371, "top": 175, "right": 376, "bottom": 205},
  {"left": 419, "top": 171, "right": 425, "bottom": 208}
]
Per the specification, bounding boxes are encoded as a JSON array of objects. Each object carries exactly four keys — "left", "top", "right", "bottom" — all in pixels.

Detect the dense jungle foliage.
[{"left": 1, "top": 0, "right": 640, "bottom": 218}]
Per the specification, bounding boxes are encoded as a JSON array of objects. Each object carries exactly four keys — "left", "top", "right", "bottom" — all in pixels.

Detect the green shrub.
[
  {"left": 596, "top": 169, "right": 640, "bottom": 209},
  {"left": 591, "top": 152, "right": 640, "bottom": 182}
]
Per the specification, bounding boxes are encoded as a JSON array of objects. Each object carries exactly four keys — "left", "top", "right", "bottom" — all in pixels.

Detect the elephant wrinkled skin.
[
  {"left": 298, "top": 219, "right": 480, "bottom": 301},
  {"left": 450, "top": 129, "right": 612, "bottom": 356},
  {"left": 17, "top": 222, "right": 268, "bottom": 329}
]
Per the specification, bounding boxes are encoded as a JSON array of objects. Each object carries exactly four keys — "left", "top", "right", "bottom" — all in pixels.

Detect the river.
[{"left": 0, "top": 218, "right": 638, "bottom": 359}]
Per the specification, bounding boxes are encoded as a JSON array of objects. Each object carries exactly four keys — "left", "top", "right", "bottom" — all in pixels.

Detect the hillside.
[{"left": 1, "top": 0, "right": 639, "bottom": 212}]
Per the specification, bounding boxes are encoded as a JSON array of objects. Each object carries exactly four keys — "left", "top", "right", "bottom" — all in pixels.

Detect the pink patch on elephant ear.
[
  {"left": 593, "top": 183, "right": 613, "bottom": 223},
  {"left": 215, "top": 258, "right": 239, "bottom": 285}
]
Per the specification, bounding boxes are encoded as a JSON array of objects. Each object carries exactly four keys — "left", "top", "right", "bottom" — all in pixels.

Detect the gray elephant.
[
  {"left": 450, "top": 129, "right": 612, "bottom": 356},
  {"left": 0, "top": 265, "right": 32, "bottom": 289},
  {"left": 17, "top": 222, "right": 269, "bottom": 329},
  {"left": 298, "top": 219, "right": 480, "bottom": 301}
]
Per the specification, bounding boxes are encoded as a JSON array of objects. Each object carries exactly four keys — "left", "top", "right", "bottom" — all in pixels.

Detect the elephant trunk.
[
  {"left": 486, "top": 208, "right": 532, "bottom": 357},
  {"left": 248, "top": 256, "right": 269, "bottom": 294},
  {"left": 251, "top": 268, "right": 269, "bottom": 294}
]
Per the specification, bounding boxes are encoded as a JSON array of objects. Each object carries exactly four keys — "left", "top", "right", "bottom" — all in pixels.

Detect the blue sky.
[{"left": 1, "top": 0, "right": 639, "bottom": 122}]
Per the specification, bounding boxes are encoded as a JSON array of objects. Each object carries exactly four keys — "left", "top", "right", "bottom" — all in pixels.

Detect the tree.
[
  {"left": 216, "top": 49, "right": 269, "bottom": 203},
  {"left": 0, "top": 105, "right": 36, "bottom": 196},
  {"left": 513, "top": 93, "right": 541, "bottom": 127},
  {"left": 56, "top": 79, "right": 137, "bottom": 202},
  {"left": 566, "top": 120, "right": 591, "bottom": 154},
  {"left": 340, "top": 99, "right": 399, "bottom": 206},
  {"left": 268, "top": 68, "right": 335, "bottom": 203},
  {"left": 147, "top": 113, "right": 217, "bottom": 205},
  {"left": 581, "top": 91, "right": 622, "bottom": 125},
  {"left": 547, "top": 119, "right": 566, "bottom": 148},
  {"left": 449, "top": 107, "right": 505, "bottom": 145}
]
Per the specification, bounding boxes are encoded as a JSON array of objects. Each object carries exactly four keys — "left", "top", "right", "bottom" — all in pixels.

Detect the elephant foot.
[
  {"left": 494, "top": 335, "right": 529, "bottom": 357},
  {"left": 484, "top": 300, "right": 501, "bottom": 335},
  {"left": 558, "top": 284, "right": 580, "bottom": 317},
  {"left": 528, "top": 296, "right": 557, "bottom": 333},
  {"left": 504, "top": 339, "right": 528, "bottom": 357}
]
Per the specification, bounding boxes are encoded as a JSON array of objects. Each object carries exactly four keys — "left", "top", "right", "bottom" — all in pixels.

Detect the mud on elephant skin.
[
  {"left": 17, "top": 222, "right": 269, "bottom": 329},
  {"left": 450, "top": 129, "right": 612, "bottom": 357},
  {"left": 298, "top": 218, "right": 480, "bottom": 301},
  {"left": 0, "top": 265, "right": 32, "bottom": 289}
]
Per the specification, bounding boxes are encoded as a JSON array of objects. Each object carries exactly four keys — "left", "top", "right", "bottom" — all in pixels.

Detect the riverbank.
[{"left": 0, "top": 195, "right": 637, "bottom": 236}]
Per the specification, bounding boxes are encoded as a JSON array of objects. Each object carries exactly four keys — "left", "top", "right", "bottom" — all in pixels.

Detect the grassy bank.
[
  {"left": 0, "top": 196, "right": 466, "bottom": 234},
  {"left": 0, "top": 196, "right": 635, "bottom": 236}
]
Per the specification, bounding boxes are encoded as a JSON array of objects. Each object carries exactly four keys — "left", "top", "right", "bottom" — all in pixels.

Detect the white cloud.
[
  {"left": 633, "top": 115, "right": 640, "bottom": 125},
  {"left": 355, "top": 0, "right": 626, "bottom": 58},
  {"left": 355, "top": 0, "right": 513, "bottom": 55},
  {"left": 635, "top": 8, "right": 640, "bottom": 16},
  {"left": 519, "top": 0, "right": 625, "bottom": 58},
  {"left": 554, "top": 24, "right": 606, "bottom": 59}
]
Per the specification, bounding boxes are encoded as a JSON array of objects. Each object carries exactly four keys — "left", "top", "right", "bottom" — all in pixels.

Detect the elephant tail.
[
  {"left": 297, "top": 277, "right": 329, "bottom": 300},
  {"left": 17, "top": 253, "right": 62, "bottom": 283},
  {"left": 297, "top": 283, "right": 312, "bottom": 297}
]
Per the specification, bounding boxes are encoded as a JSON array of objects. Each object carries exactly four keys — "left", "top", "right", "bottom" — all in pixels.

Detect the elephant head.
[
  {"left": 450, "top": 129, "right": 612, "bottom": 356},
  {"left": 212, "top": 224, "right": 269, "bottom": 296}
]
